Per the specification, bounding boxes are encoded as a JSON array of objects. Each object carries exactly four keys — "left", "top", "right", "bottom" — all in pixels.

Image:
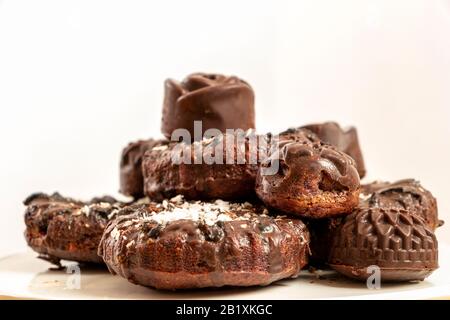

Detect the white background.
[{"left": 0, "top": 0, "right": 449, "bottom": 256}]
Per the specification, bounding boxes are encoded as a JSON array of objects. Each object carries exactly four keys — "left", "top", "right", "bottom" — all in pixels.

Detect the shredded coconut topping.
[
  {"left": 110, "top": 227, "right": 120, "bottom": 241},
  {"left": 98, "top": 202, "right": 112, "bottom": 209},
  {"left": 152, "top": 145, "right": 168, "bottom": 152},
  {"left": 359, "top": 193, "right": 372, "bottom": 201},
  {"left": 135, "top": 197, "right": 151, "bottom": 205},
  {"left": 126, "top": 240, "right": 135, "bottom": 249},
  {"left": 80, "top": 205, "right": 90, "bottom": 217},
  {"left": 107, "top": 209, "right": 119, "bottom": 220},
  {"left": 139, "top": 196, "right": 258, "bottom": 226}
]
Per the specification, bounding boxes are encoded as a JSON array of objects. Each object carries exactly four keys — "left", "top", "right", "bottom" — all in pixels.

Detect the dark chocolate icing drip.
[{"left": 98, "top": 199, "right": 310, "bottom": 289}]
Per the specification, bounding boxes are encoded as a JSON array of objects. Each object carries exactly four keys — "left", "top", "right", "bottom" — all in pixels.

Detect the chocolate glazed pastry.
[
  {"left": 308, "top": 179, "right": 442, "bottom": 266},
  {"left": 279, "top": 122, "right": 366, "bottom": 178},
  {"left": 98, "top": 196, "right": 310, "bottom": 290},
  {"left": 329, "top": 207, "right": 438, "bottom": 282},
  {"left": 142, "top": 130, "right": 271, "bottom": 201},
  {"left": 283, "top": 123, "right": 366, "bottom": 178},
  {"left": 361, "top": 179, "right": 442, "bottom": 230},
  {"left": 120, "top": 139, "right": 168, "bottom": 198},
  {"left": 161, "top": 73, "right": 255, "bottom": 141},
  {"left": 255, "top": 139, "right": 361, "bottom": 218},
  {"left": 24, "top": 193, "right": 126, "bottom": 265}
]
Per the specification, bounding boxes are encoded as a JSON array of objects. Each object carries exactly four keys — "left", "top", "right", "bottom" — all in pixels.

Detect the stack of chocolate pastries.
[{"left": 24, "top": 73, "right": 443, "bottom": 290}]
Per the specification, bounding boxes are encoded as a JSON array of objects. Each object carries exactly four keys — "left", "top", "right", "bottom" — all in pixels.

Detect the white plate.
[{"left": 1, "top": 244, "right": 449, "bottom": 300}]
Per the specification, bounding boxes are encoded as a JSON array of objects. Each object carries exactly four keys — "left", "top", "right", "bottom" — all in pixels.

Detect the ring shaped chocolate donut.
[{"left": 98, "top": 196, "right": 310, "bottom": 290}]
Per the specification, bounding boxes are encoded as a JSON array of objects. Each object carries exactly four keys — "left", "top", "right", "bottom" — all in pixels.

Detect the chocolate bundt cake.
[
  {"left": 24, "top": 193, "right": 127, "bottom": 264},
  {"left": 142, "top": 130, "right": 271, "bottom": 201}
]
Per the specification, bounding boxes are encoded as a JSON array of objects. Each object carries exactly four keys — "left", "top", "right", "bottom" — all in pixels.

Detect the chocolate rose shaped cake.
[{"left": 161, "top": 73, "right": 255, "bottom": 141}]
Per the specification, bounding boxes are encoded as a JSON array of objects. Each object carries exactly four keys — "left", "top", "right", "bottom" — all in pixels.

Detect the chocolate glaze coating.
[
  {"left": 305, "top": 218, "right": 342, "bottom": 267},
  {"left": 284, "top": 123, "right": 366, "bottom": 178},
  {"left": 161, "top": 73, "right": 255, "bottom": 141},
  {"left": 361, "top": 179, "right": 441, "bottom": 230},
  {"left": 142, "top": 130, "right": 269, "bottom": 201},
  {"left": 278, "top": 127, "right": 323, "bottom": 144},
  {"left": 256, "top": 139, "right": 361, "bottom": 218},
  {"left": 307, "top": 179, "right": 441, "bottom": 266},
  {"left": 98, "top": 197, "right": 310, "bottom": 290},
  {"left": 120, "top": 139, "right": 168, "bottom": 198},
  {"left": 329, "top": 207, "right": 438, "bottom": 282},
  {"left": 24, "top": 193, "right": 126, "bottom": 264}
]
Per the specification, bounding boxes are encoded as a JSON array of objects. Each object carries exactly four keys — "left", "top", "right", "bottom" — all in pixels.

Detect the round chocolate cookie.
[
  {"left": 329, "top": 206, "right": 438, "bottom": 282},
  {"left": 98, "top": 196, "right": 310, "bottom": 290},
  {"left": 255, "top": 139, "right": 361, "bottom": 218},
  {"left": 161, "top": 73, "right": 255, "bottom": 141},
  {"left": 120, "top": 138, "right": 168, "bottom": 198},
  {"left": 142, "top": 130, "right": 269, "bottom": 201},
  {"left": 361, "top": 179, "right": 441, "bottom": 230},
  {"left": 24, "top": 193, "right": 127, "bottom": 265},
  {"left": 300, "top": 122, "right": 366, "bottom": 178}
]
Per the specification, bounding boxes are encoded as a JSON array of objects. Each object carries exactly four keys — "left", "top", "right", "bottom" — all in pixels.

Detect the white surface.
[
  {"left": 1, "top": 244, "right": 450, "bottom": 300},
  {"left": 0, "top": 0, "right": 449, "bottom": 257}
]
